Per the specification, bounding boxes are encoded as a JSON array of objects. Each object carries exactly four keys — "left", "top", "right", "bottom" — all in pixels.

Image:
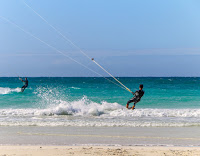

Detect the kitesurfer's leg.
[
  {"left": 21, "top": 85, "right": 27, "bottom": 92},
  {"left": 127, "top": 97, "right": 139, "bottom": 109},
  {"left": 132, "top": 99, "right": 140, "bottom": 110},
  {"left": 21, "top": 86, "right": 25, "bottom": 92},
  {"left": 126, "top": 98, "right": 137, "bottom": 109},
  {"left": 126, "top": 99, "right": 133, "bottom": 108},
  {"left": 132, "top": 103, "right": 136, "bottom": 110}
]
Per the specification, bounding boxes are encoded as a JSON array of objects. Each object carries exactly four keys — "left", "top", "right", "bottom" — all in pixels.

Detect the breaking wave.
[
  {"left": 0, "top": 87, "right": 21, "bottom": 94},
  {"left": 0, "top": 96, "right": 200, "bottom": 118},
  {"left": 0, "top": 97, "right": 123, "bottom": 116},
  {"left": 1, "top": 98, "right": 200, "bottom": 127}
]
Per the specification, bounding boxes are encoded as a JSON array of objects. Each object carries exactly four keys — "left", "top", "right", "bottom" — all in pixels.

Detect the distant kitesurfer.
[
  {"left": 126, "top": 84, "right": 144, "bottom": 110},
  {"left": 19, "top": 77, "right": 28, "bottom": 92}
]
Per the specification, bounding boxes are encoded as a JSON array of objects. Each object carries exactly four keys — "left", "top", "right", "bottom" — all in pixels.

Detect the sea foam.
[
  {"left": 1, "top": 99, "right": 200, "bottom": 127},
  {"left": 0, "top": 97, "right": 200, "bottom": 118},
  {"left": 0, "top": 87, "right": 21, "bottom": 94}
]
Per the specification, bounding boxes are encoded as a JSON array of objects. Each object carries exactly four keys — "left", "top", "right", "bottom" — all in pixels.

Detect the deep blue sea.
[{"left": 0, "top": 77, "right": 200, "bottom": 127}]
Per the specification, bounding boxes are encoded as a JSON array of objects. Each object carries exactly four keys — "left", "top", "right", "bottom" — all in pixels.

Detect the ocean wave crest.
[
  {"left": 1, "top": 98, "right": 200, "bottom": 127},
  {"left": 0, "top": 87, "right": 21, "bottom": 94},
  {"left": 0, "top": 97, "right": 200, "bottom": 118}
]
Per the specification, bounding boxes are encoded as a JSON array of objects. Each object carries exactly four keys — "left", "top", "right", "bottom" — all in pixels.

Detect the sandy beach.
[
  {"left": 0, "top": 146, "right": 200, "bottom": 156},
  {"left": 0, "top": 126, "right": 200, "bottom": 155}
]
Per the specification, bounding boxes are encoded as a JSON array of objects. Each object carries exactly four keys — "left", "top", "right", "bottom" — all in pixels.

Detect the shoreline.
[
  {"left": 1, "top": 144, "right": 200, "bottom": 147},
  {"left": 0, "top": 126, "right": 200, "bottom": 146},
  {"left": 0, "top": 126, "right": 200, "bottom": 155}
]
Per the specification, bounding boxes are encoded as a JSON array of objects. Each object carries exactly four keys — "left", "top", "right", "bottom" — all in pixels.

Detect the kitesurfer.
[
  {"left": 19, "top": 77, "right": 28, "bottom": 92},
  {"left": 126, "top": 84, "right": 144, "bottom": 110}
]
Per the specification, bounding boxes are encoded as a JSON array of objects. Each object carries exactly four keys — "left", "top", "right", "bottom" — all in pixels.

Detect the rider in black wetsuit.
[
  {"left": 126, "top": 84, "right": 144, "bottom": 110},
  {"left": 19, "top": 77, "right": 28, "bottom": 92}
]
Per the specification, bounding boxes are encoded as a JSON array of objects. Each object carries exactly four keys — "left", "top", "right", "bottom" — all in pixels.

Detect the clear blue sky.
[{"left": 0, "top": 0, "right": 200, "bottom": 77}]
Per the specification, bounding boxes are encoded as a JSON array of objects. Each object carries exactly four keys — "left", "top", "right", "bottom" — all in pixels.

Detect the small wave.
[
  {"left": 110, "top": 109, "right": 200, "bottom": 118},
  {"left": 0, "top": 87, "right": 21, "bottom": 95},
  {"left": 36, "top": 108, "right": 200, "bottom": 118},
  {"left": 1, "top": 120, "right": 200, "bottom": 127}
]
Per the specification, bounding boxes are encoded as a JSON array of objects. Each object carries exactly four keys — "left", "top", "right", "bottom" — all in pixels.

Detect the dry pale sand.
[{"left": 0, "top": 146, "right": 200, "bottom": 156}]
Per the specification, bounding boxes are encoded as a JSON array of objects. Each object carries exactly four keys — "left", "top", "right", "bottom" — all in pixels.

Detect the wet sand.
[
  {"left": 1, "top": 126, "right": 200, "bottom": 155},
  {"left": 1, "top": 126, "right": 200, "bottom": 146}
]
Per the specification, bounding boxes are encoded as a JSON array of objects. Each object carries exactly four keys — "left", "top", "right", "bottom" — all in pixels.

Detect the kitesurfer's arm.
[
  {"left": 132, "top": 91, "right": 137, "bottom": 96},
  {"left": 19, "top": 77, "right": 24, "bottom": 82}
]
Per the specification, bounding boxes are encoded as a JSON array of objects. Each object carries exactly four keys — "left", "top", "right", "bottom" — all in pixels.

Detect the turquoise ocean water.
[{"left": 0, "top": 77, "right": 200, "bottom": 127}]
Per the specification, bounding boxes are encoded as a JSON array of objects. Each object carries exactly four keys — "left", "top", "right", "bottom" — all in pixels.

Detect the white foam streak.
[
  {"left": 110, "top": 109, "right": 200, "bottom": 118},
  {"left": 0, "top": 87, "right": 21, "bottom": 94},
  {"left": 68, "top": 87, "right": 81, "bottom": 90},
  {"left": 0, "top": 119, "right": 200, "bottom": 127}
]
